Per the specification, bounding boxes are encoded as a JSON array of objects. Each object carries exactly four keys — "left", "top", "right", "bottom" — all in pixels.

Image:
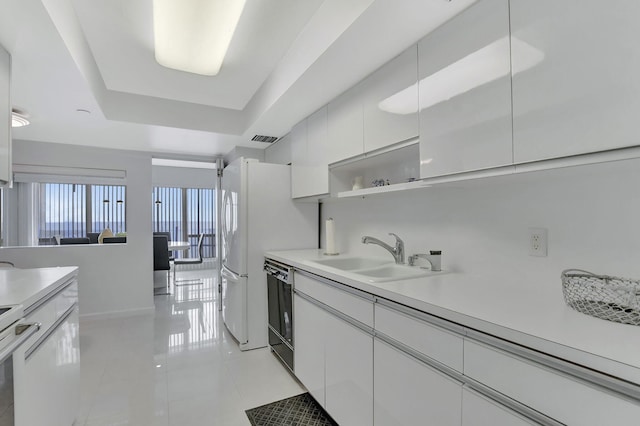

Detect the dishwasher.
[{"left": 264, "top": 259, "right": 294, "bottom": 372}]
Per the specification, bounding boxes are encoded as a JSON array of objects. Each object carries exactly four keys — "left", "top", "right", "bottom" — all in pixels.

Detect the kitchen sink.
[
  {"left": 311, "top": 257, "right": 392, "bottom": 271},
  {"left": 356, "top": 264, "right": 438, "bottom": 282}
]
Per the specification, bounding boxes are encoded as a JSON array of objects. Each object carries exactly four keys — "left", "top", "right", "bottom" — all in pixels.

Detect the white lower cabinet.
[
  {"left": 293, "top": 268, "right": 640, "bottom": 426},
  {"left": 14, "top": 278, "right": 80, "bottom": 426},
  {"left": 293, "top": 271, "right": 374, "bottom": 425},
  {"left": 294, "top": 294, "right": 327, "bottom": 406},
  {"left": 374, "top": 338, "right": 461, "bottom": 426},
  {"left": 325, "top": 313, "right": 373, "bottom": 426},
  {"left": 464, "top": 339, "right": 640, "bottom": 425},
  {"left": 462, "top": 387, "right": 535, "bottom": 426},
  {"left": 16, "top": 305, "right": 80, "bottom": 426}
]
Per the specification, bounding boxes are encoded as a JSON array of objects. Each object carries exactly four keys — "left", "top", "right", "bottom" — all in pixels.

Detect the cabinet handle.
[
  {"left": 463, "top": 383, "right": 563, "bottom": 426},
  {"left": 295, "top": 290, "right": 374, "bottom": 336},
  {"left": 295, "top": 269, "right": 375, "bottom": 302},
  {"left": 24, "top": 276, "right": 76, "bottom": 316},
  {"left": 0, "top": 322, "right": 40, "bottom": 363},
  {"left": 374, "top": 331, "right": 464, "bottom": 384},
  {"left": 25, "top": 302, "right": 77, "bottom": 361}
]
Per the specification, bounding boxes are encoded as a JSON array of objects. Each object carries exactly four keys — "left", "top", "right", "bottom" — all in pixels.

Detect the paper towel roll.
[{"left": 325, "top": 218, "right": 337, "bottom": 255}]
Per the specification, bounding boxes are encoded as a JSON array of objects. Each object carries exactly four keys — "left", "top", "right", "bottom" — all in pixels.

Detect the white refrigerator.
[{"left": 220, "top": 157, "right": 317, "bottom": 351}]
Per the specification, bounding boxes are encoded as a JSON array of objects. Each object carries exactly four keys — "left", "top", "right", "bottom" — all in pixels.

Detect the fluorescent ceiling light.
[
  {"left": 152, "top": 158, "right": 217, "bottom": 169},
  {"left": 11, "top": 110, "right": 30, "bottom": 127},
  {"left": 153, "top": 0, "right": 246, "bottom": 76},
  {"left": 378, "top": 37, "right": 545, "bottom": 115}
]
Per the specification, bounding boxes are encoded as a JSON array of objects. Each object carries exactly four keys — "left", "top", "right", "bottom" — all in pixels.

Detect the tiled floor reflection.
[{"left": 78, "top": 269, "right": 304, "bottom": 426}]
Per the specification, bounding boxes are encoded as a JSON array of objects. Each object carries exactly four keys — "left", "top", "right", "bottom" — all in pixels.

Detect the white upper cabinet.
[
  {"left": 290, "top": 120, "right": 308, "bottom": 199},
  {"left": 511, "top": 0, "right": 640, "bottom": 163},
  {"left": 291, "top": 107, "right": 329, "bottom": 198},
  {"left": 362, "top": 46, "right": 419, "bottom": 153},
  {"left": 0, "top": 44, "right": 11, "bottom": 185},
  {"left": 419, "top": 0, "right": 513, "bottom": 178},
  {"left": 327, "top": 83, "right": 364, "bottom": 164}
]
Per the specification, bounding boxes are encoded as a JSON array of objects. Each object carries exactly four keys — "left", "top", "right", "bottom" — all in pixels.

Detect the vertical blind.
[
  {"left": 153, "top": 186, "right": 215, "bottom": 258},
  {"left": 38, "top": 183, "right": 126, "bottom": 244}
]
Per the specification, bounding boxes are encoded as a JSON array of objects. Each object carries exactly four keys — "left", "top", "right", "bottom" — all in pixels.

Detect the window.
[
  {"left": 153, "top": 186, "right": 215, "bottom": 258},
  {"left": 38, "top": 183, "right": 126, "bottom": 244}
]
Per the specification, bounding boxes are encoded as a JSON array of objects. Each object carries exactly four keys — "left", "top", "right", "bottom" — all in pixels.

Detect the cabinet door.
[
  {"left": 16, "top": 308, "right": 80, "bottom": 426},
  {"left": 290, "top": 120, "right": 308, "bottom": 199},
  {"left": 293, "top": 294, "right": 326, "bottom": 406},
  {"left": 464, "top": 339, "right": 640, "bottom": 425},
  {"left": 462, "top": 387, "right": 535, "bottom": 426},
  {"left": 291, "top": 109, "right": 329, "bottom": 198},
  {"left": 325, "top": 314, "right": 373, "bottom": 426},
  {"left": 305, "top": 107, "right": 329, "bottom": 196},
  {"left": 363, "top": 46, "right": 419, "bottom": 153},
  {"left": 57, "top": 307, "right": 80, "bottom": 426},
  {"left": 0, "top": 44, "right": 10, "bottom": 185},
  {"left": 327, "top": 84, "right": 364, "bottom": 164},
  {"left": 511, "top": 0, "right": 640, "bottom": 162},
  {"left": 419, "top": 0, "right": 512, "bottom": 178},
  {"left": 374, "top": 338, "right": 462, "bottom": 426}
]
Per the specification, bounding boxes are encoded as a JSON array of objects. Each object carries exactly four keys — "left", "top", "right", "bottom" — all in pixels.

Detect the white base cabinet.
[
  {"left": 464, "top": 339, "right": 640, "bottom": 426},
  {"left": 293, "top": 272, "right": 373, "bottom": 426},
  {"left": 14, "top": 278, "right": 80, "bottom": 426},
  {"left": 17, "top": 307, "right": 79, "bottom": 426},
  {"left": 325, "top": 313, "right": 372, "bottom": 426},
  {"left": 289, "top": 265, "right": 640, "bottom": 426},
  {"left": 374, "top": 338, "right": 461, "bottom": 426},
  {"left": 293, "top": 294, "right": 326, "bottom": 406}
]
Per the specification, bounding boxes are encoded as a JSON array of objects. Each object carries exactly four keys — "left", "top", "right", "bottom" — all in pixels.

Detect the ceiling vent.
[{"left": 251, "top": 135, "right": 278, "bottom": 143}]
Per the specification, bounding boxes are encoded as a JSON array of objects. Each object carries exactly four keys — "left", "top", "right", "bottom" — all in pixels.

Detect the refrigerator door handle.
[{"left": 222, "top": 265, "right": 246, "bottom": 281}]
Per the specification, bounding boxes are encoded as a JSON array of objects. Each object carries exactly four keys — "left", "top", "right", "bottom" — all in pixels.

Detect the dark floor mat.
[{"left": 246, "top": 393, "right": 337, "bottom": 426}]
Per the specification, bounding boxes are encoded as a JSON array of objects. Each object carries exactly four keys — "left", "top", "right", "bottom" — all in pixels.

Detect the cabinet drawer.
[
  {"left": 24, "top": 297, "right": 57, "bottom": 349},
  {"left": 294, "top": 272, "right": 373, "bottom": 327},
  {"left": 24, "top": 279, "right": 78, "bottom": 350},
  {"left": 375, "top": 303, "right": 463, "bottom": 372},
  {"left": 464, "top": 339, "right": 640, "bottom": 425},
  {"left": 55, "top": 281, "right": 78, "bottom": 319}
]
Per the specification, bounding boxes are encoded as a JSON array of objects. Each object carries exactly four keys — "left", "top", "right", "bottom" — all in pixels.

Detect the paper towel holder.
[{"left": 324, "top": 217, "right": 339, "bottom": 256}]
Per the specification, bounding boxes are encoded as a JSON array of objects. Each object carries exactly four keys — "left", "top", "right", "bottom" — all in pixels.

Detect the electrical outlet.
[{"left": 528, "top": 228, "right": 548, "bottom": 257}]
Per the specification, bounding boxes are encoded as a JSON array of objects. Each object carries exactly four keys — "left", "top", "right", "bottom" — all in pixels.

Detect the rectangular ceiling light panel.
[{"left": 153, "top": 0, "right": 246, "bottom": 76}]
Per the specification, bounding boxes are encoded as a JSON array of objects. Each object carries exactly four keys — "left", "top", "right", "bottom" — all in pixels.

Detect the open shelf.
[
  {"left": 329, "top": 142, "right": 420, "bottom": 197},
  {"left": 336, "top": 179, "right": 427, "bottom": 198}
]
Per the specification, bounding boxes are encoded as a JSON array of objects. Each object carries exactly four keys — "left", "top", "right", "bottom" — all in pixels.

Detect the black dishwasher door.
[{"left": 266, "top": 272, "right": 294, "bottom": 370}]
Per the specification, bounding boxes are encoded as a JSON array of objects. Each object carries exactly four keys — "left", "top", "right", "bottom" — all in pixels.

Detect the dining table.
[{"left": 168, "top": 241, "right": 190, "bottom": 251}]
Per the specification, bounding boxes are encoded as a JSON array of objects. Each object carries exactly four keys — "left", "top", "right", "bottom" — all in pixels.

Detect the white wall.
[
  {"left": 152, "top": 165, "right": 216, "bottom": 189},
  {"left": 322, "top": 158, "right": 640, "bottom": 291},
  {"left": 1, "top": 140, "right": 154, "bottom": 319}
]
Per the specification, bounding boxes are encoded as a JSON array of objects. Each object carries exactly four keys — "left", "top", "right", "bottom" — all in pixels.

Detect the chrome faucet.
[
  {"left": 361, "top": 233, "right": 405, "bottom": 264},
  {"left": 408, "top": 251, "right": 442, "bottom": 271}
]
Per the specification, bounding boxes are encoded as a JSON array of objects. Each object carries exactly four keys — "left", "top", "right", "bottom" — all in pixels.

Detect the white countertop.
[
  {"left": 265, "top": 249, "right": 640, "bottom": 385},
  {"left": 0, "top": 266, "right": 78, "bottom": 311}
]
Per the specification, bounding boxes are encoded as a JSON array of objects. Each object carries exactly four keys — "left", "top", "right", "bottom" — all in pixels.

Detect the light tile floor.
[{"left": 77, "top": 269, "right": 304, "bottom": 425}]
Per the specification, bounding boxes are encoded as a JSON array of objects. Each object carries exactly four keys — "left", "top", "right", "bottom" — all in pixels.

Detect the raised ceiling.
[{"left": 0, "top": 0, "right": 476, "bottom": 157}]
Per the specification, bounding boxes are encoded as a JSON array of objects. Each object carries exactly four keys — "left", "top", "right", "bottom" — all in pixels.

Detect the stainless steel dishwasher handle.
[{"left": 0, "top": 322, "right": 40, "bottom": 363}]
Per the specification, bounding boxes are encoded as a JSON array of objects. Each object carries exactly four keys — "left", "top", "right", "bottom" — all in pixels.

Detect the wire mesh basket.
[{"left": 561, "top": 269, "right": 640, "bottom": 326}]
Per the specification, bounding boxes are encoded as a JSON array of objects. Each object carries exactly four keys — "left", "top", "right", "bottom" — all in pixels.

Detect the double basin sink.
[{"left": 311, "top": 257, "right": 441, "bottom": 283}]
